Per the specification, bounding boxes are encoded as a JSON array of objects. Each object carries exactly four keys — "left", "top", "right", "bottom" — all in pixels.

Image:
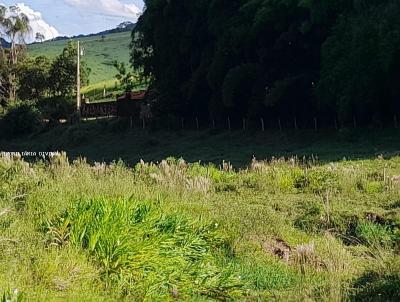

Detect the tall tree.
[
  {"left": 318, "top": 0, "right": 400, "bottom": 124},
  {"left": 18, "top": 56, "right": 51, "bottom": 100},
  {"left": 131, "top": 0, "right": 400, "bottom": 127},
  {"left": 113, "top": 60, "right": 137, "bottom": 92},
  {"left": 35, "top": 32, "right": 45, "bottom": 43},
  {"left": 0, "top": 5, "right": 31, "bottom": 101},
  {"left": 49, "top": 41, "right": 90, "bottom": 97}
]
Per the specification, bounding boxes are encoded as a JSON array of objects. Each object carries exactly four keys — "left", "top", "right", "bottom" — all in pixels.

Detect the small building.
[
  {"left": 80, "top": 89, "right": 157, "bottom": 119},
  {"left": 117, "top": 91, "right": 152, "bottom": 119}
]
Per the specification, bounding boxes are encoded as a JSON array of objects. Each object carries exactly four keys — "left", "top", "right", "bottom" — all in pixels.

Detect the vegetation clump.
[{"left": 46, "top": 197, "right": 244, "bottom": 300}]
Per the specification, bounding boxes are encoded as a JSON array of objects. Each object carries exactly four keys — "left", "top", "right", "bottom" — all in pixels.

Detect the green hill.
[{"left": 28, "top": 31, "right": 132, "bottom": 86}]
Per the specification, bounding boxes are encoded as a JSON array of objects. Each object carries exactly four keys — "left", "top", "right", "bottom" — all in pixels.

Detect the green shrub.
[
  {"left": 357, "top": 180, "right": 385, "bottom": 194},
  {"left": 356, "top": 222, "right": 395, "bottom": 248},
  {"left": 306, "top": 169, "right": 339, "bottom": 194},
  {"left": 36, "top": 97, "right": 75, "bottom": 120},
  {"left": 294, "top": 201, "right": 325, "bottom": 233},
  {"left": 46, "top": 197, "right": 244, "bottom": 300},
  {"left": 277, "top": 167, "right": 304, "bottom": 193},
  {"left": 1, "top": 101, "right": 42, "bottom": 136}
]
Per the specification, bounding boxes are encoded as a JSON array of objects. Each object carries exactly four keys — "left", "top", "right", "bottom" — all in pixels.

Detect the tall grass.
[
  {"left": 0, "top": 153, "right": 399, "bottom": 300},
  {"left": 46, "top": 197, "right": 244, "bottom": 300}
]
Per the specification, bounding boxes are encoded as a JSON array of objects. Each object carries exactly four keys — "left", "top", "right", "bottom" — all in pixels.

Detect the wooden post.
[
  {"left": 196, "top": 117, "right": 199, "bottom": 131},
  {"left": 261, "top": 118, "right": 265, "bottom": 132},
  {"left": 278, "top": 118, "right": 282, "bottom": 132},
  {"left": 142, "top": 118, "right": 146, "bottom": 129},
  {"left": 353, "top": 116, "right": 357, "bottom": 129},
  {"left": 242, "top": 118, "right": 246, "bottom": 131},
  {"left": 76, "top": 41, "right": 81, "bottom": 117},
  {"left": 314, "top": 117, "right": 318, "bottom": 131},
  {"left": 228, "top": 116, "right": 231, "bottom": 131},
  {"left": 212, "top": 119, "right": 216, "bottom": 129},
  {"left": 294, "top": 116, "right": 298, "bottom": 130},
  {"left": 130, "top": 116, "right": 133, "bottom": 129},
  {"left": 181, "top": 118, "right": 184, "bottom": 130},
  {"left": 384, "top": 168, "right": 387, "bottom": 184},
  {"left": 103, "top": 85, "right": 106, "bottom": 98}
]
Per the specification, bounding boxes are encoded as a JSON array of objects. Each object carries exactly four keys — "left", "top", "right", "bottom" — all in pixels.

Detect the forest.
[{"left": 132, "top": 0, "right": 400, "bottom": 128}]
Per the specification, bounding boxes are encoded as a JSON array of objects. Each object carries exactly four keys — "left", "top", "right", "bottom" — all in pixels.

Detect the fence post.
[
  {"left": 130, "top": 116, "right": 133, "bottom": 129},
  {"left": 314, "top": 117, "right": 318, "bottom": 132},
  {"left": 196, "top": 117, "right": 199, "bottom": 131},
  {"left": 294, "top": 116, "right": 298, "bottom": 130},
  {"left": 212, "top": 119, "right": 216, "bottom": 129},
  {"left": 278, "top": 118, "right": 282, "bottom": 132},
  {"left": 228, "top": 116, "right": 231, "bottom": 132},
  {"left": 242, "top": 118, "right": 246, "bottom": 131},
  {"left": 261, "top": 118, "right": 265, "bottom": 132},
  {"left": 142, "top": 118, "right": 146, "bottom": 129},
  {"left": 181, "top": 118, "right": 184, "bottom": 130},
  {"left": 353, "top": 116, "right": 357, "bottom": 129}
]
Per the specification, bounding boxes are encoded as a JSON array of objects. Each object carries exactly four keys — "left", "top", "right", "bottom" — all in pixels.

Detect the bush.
[
  {"left": 1, "top": 101, "right": 42, "bottom": 137},
  {"left": 46, "top": 197, "right": 244, "bottom": 300},
  {"left": 356, "top": 222, "right": 396, "bottom": 248},
  {"left": 36, "top": 97, "right": 75, "bottom": 120}
]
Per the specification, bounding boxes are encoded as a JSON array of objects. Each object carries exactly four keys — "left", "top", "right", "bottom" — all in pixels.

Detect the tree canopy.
[{"left": 131, "top": 0, "right": 400, "bottom": 127}]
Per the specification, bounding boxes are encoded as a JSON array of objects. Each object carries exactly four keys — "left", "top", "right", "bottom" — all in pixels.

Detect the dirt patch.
[{"left": 262, "top": 238, "right": 292, "bottom": 262}]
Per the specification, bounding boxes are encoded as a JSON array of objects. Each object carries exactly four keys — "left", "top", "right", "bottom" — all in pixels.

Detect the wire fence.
[{"left": 91, "top": 114, "right": 400, "bottom": 131}]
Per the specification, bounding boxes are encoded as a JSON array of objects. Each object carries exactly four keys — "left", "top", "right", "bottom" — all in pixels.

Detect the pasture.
[
  {"left": 29, "top": 32, "right": 131, "bottom": 85},
  {"left": 0, "top": 125, "right": 399, "bottom": 301}
]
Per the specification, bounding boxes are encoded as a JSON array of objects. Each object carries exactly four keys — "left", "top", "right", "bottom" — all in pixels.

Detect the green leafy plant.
[
  {"left": 47, "top": 197, "right": 245, "bottom": 300},
  {"left": 1, "top": 101, "right": 42, "bottom": 136},
  {"left": 356, "top": 222, "right": 396, "bottom": 248}
]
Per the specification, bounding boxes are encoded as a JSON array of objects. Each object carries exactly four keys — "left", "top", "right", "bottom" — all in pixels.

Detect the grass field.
[
  {"left": 29, "top": 32, "right": 131, "bottom": 85},
  {"left": 0, "top": 122, "right": 400, "bottom": 301},
  {"left": 0, "top": 124, "right": 399, "bottom": 301}
]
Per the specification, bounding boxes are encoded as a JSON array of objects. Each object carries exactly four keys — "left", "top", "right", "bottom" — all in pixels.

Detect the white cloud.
[
  {"left": 0, "top": 3, "right": 60, "bottom": 43},
  {"left": 64, "top": 0, "right": 141, "bottom": 20}
]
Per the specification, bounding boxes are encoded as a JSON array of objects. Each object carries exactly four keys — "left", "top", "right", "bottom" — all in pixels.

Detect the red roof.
[{"left": 117, "top": 91, "right": 146, "bottom": 101}]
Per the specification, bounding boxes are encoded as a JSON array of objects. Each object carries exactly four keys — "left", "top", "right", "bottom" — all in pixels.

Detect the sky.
[{"left": 0, "top": 0, "right": 144, "bottom": 42}]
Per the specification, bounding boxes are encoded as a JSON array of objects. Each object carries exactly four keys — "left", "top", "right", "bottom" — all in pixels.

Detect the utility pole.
[{"left": 76, "top": 41, "right": 81, "bottom": 117}]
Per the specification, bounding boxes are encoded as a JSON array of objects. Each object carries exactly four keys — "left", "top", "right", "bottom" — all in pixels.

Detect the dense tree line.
[
  {"left": 1, "top": 41, "right": 90, "bottom": 103},
  {"left": 131, "top": 0, "right": 400, "bottom": 127}
]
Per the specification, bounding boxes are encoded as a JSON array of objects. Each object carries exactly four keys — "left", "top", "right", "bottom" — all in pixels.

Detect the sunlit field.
[{"left": 1, "top": 130, "right": 399, "bottom": 301}]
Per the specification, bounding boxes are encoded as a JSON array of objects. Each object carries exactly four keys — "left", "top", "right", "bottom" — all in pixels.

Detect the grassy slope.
[
  {"left": 28, "top": 32, "right": 131, "bottom": 86},
  {"left": 0, "top": 126, "right": 399, "bottom": 301}
]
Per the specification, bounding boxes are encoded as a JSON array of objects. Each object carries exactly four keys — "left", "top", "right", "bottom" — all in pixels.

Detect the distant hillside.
[
  {"left": 46, "top": 22, "right": 135, "bottom": 43},
  {"left": 29, "top": 31, "right": 132, "bottom": 85},
  {"left": 0, "top": 38, "right": 11, "bottom": 48}
]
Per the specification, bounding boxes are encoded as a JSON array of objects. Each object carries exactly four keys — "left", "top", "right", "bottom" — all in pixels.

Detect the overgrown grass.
[{"left": 0, "top": 150, "right": 399, "bottom": 300}]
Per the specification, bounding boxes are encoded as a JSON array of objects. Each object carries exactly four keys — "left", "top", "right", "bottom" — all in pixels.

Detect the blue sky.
[{"left": 1, "top": 0, "right": 144, "bottom": 37}]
